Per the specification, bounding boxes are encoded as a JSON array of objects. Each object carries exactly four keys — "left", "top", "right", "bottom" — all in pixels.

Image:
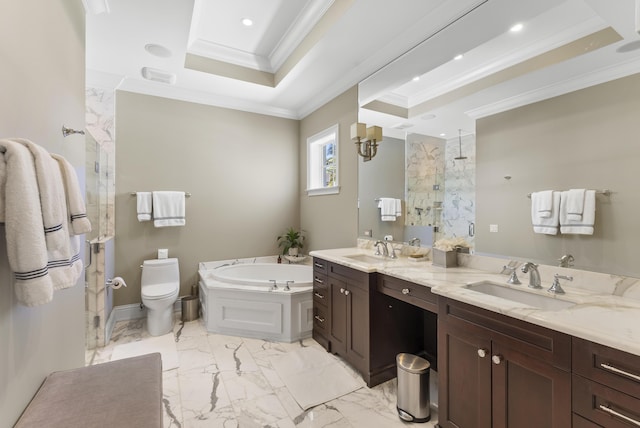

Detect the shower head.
[{"left": 454, "top": 129, "right": 467, "bottom": 160}]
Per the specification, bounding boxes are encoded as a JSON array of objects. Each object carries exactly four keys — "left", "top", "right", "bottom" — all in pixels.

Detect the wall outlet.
[
  {"left": 363, "top": 229, "right": 372, "bottom": 237},
  {"left": 158, "top": 248, "right": 168, "bottom": 259},
  {"left": 489, "top": 224, "right": 499, "bottom": 233}
]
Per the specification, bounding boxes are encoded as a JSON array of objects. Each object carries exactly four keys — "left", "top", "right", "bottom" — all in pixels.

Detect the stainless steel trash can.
[
  {"left": 396, "top": 353, "right": 431, "bottom": 423},
  {"left": 181, "top": 295, "right": 199, "bottom": 322}
]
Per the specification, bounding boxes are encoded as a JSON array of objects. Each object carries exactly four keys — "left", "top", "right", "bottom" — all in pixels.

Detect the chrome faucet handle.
[
  {"left": 548, "top": 274, "right": 572, "bottom": 294},
  {"left": 269, "top": 279, "right": 278, "bottom": 290},
  {"left": 285, "top": 280, "right": 293, "bottom": 291},
  {"left": 374, "top": 240, "right": 383, "bottom": 256},
  {"left": 389, "top": 244, "right": 398, "bottom": 259},
  {"left": 503, "top": 265, "right": 521, "bottom": 285}
]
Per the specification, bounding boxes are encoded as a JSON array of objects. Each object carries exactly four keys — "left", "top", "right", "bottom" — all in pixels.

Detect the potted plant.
[{"left": 277, "top": 227, "right": 305, "bottom": 256}]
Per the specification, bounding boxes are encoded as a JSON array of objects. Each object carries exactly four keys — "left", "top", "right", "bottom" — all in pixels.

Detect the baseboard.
[{"left": 106, "top": 299, "right": 185, "bottom": 340}]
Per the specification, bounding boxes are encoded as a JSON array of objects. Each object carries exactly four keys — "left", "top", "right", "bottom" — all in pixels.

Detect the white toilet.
[{"left": 141, "top": 258, "right": 180, "bottom": 336}]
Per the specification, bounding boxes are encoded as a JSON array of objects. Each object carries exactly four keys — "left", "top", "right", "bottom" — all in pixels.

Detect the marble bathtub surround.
[
  {"left": 310, "top": 247, "right": 640, "bottom": 357},
  {"left": 90, "top": 316, "right": 439, "bottom": 428}
]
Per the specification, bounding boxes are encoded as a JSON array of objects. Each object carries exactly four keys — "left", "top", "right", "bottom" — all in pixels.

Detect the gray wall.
[
  {"left": 114, "top": 92, "right": 300, "bottom": 305},
  {"left": 0, "top": 1, "right": 86, "bottom": 425},
  {"left": 358, "top": 136, "right": 405, "bottom": 241},
  {"left": 476, "top": 73, "right": 640, "bottom": 276},
  {"left": 300, "top": 86, "right": 359, "bottom": 251}
]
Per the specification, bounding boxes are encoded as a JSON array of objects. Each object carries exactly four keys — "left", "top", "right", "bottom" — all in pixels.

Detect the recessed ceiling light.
[
  {"left": 412, "top": 76, "right": 420, "bottom": 82},
  {"left": 440, "top": 133, "right": 446, "bottom": 137},
  {"left": 144, "top": 43, "right": 172, "bottom": 58},
  {"left": 510, "top": 23, "right": 524, "bottom": 33},
  {"left": 241, "top": 18, "right": 253, "bottom": 26},
  {"left": 454, "top": 54, "right": 464, "bottom": 60}
]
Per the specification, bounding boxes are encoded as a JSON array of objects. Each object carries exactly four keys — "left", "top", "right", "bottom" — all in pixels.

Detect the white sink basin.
[
  {"left": 345, "top": 254, "right": 389, "bottom": 264},
  {"left": 467, "top": 281, "right": 575, "bottom": 311}
]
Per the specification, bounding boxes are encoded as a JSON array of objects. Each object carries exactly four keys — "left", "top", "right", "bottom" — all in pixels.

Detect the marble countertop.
[{"left": 309, "top": 247, "right": 640, "bottom": 357}]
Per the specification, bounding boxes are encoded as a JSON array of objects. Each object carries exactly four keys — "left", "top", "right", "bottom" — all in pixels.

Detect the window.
[{"left": 307, "top": 124, "right": 339, "bottom": 196}]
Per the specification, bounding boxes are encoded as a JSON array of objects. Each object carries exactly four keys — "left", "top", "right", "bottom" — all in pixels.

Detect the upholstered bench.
[{"left": 15, "top": 353, "right": 163, "bottom": 428}]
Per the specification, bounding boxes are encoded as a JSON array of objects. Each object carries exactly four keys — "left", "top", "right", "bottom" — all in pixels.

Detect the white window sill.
[{"left": 306, "top": 186, "right": 340, "bottom": 196}]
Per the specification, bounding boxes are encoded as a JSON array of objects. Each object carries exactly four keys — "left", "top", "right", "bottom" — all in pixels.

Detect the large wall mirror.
[{"left": 357, "top": 0, "right": 640, "bottom": 277}]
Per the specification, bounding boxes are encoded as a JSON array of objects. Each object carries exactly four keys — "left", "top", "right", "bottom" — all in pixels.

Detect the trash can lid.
[{"left": 396, "top": 353, "right": 430, "bottom": 374}]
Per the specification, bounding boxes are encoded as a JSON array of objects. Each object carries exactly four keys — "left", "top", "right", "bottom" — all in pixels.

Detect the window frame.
[{"left": 306, "top": 124, "right": 340, "bottom": 196}]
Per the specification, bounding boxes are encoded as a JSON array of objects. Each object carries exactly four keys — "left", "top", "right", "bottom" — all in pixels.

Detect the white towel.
[
  {"left": 13, "top": 138, "right": 67, "bottom": 251},
  {"left": 50, "top": 154, "right": 84, "bottom": 289},
  {"left": 395, "top": 199, "right": 402, "bottom": 218},
  {"left": 566, "top": 189, "right": 586, "bottom": 221},
  {"left": 378, "top": 197, "right": 399, "bottom": 221},
  {"left": 51, "top": 154, "right": 92, "bottom": 235},
  {"left": 531, "top": 190, "right": 554, "bottom": 218},
  {"left": 136, "top": 192, "right": 152, "bottom": 221},
  {"left": 560, "top": 190, "right": 595, "bottom": 235},
  {"left": 0, "top": 139, "right": 54, "bottom": 306},
  {"left": 532, "top": 191, "right": 560, "bottom": 235},
  {"left": 153, "top": 191, "right": 185, "bottom": 227}
]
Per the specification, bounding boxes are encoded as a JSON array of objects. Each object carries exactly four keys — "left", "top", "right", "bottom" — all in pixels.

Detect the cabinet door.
[
  {"left": 329, "top": 276, "right": 347, "bottom": 355},
  {"left": 438, "top": 320, "right": 492, "bottom": 428},
  {"left": 491, "top": 343, "right": 571, "bottom": 428},
  {"left": 346, "top": 282, "right": 369, "bottom": 374}
]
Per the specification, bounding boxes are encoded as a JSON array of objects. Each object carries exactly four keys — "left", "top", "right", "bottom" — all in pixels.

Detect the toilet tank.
[{"left": 141, "top": 258, "right": 180, "bottom": 286}]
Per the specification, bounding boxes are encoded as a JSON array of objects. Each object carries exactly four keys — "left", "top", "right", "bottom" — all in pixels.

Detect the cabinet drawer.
[
  {"left": 313, "top": 283, "right": 328, "bottom": 306},
  {"left": 573, "top": 374, "right": 640, "bottom": 428},
  {"left": 328, "top": 262, "right": 370, "bottom": 289},
  {"left": 313, "top": 305, "right": 329, "bottom": 336},
  {"left": 313, "top": 271, "right": 327, "bottom": 290},
  {"left": 573, "top": 337, "right": 640, "bottom": 398},
  {"left": 377, "top": 274, "right": 437, "bottom": 313},
  {"left": 573, "top": 413, "right": 603, "bottom": 428},
  {"left": 312, "top": 257, "right": 328, "bottom": 275}
]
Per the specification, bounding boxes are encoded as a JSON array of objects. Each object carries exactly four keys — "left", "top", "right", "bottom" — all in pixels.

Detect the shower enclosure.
[{"left": 84, "top": 130, "right": 115, "bottom": 356}]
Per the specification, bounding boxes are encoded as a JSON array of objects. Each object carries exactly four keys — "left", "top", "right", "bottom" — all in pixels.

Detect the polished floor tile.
[{"left": 89, "top": 316, "right": 439, "bottom": 427}]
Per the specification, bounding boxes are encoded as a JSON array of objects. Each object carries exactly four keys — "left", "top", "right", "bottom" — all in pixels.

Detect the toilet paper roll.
[{"left": 108, "top": 276, "right": 127, "bottom": 290}]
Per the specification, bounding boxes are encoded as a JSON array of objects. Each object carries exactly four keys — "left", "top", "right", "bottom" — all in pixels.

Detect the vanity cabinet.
[
  {"left": 312, "top": 257, "right": 423, "bottom": 387},
  {"left": 438, "top": 297, "right": 571, "bottom": 428},
  {"left": 312, "top": 259, "right": 330, "bottom": 350},
  {"left": 572, "top": 337, "right": 640, "bottom": 427}
]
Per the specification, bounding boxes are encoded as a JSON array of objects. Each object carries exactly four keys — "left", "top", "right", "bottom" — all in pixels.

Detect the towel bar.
[
  {"left": 130, "top": 192, "right": 191, "bottom": 197},
  {"left": 527, "top": 189, "right": 610, "bottom": 198}
]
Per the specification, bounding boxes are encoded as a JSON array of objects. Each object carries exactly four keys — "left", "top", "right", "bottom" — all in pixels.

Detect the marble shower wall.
[
  {"left": 405, "top": 134, "right": 446, "bottom": 232},
  {"left": 85, "top": 86, "right": 116, "bottom": 349},
  {"left": 405, "top": 133, "right": 476, "bottom": 247}
]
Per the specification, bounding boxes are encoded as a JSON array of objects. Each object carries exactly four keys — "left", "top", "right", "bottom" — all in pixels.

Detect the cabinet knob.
[
  {"left": 492, "top": 355, "right": 503, "bottom": 365},
  {"left": 340, "top": 288, "right": 345, "bottom": 294},
  {"left": 344, "top": 290, "right": 350, "bottom": 296},
  {"left": 401, "top": 288, "right": 410, "bottom": 295},
  {"left": 477, "top": 349, "right": 487, "bottom": 358}
]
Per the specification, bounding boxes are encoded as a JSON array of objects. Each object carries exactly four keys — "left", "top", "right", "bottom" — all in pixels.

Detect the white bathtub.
[{"left": 198, "top": 261, "right": 313, "bottom": 342}]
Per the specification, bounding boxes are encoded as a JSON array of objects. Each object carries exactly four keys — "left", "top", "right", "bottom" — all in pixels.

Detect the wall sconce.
[{"left": 351, "top": 122, "right": 382, "bottom": 161}]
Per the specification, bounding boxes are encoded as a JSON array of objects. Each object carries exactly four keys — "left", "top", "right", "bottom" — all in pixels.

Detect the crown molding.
[
  {"left": 188, "top": 38, "right": 273, "bottom": 72},
  {"left": 466, "top": 56, "right": 640, "bottom": 119}
]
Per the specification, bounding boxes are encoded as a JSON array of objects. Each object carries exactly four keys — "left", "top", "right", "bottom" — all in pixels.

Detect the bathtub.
[{"left": 198, "top": 260, "right": 313, "bottom": 342}]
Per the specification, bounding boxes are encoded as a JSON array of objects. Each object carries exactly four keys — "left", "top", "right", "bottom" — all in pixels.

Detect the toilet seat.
[{"left": 142, "top": 282, "right": 178, "bottom": 300}]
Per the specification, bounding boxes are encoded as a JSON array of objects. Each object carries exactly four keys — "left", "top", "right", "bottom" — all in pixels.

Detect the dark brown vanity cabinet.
[
  {"left": 438, "top": 298, "right": 572, "bottom": 428},
  {"left": 572, "top": 337, "right": 640, "bottom": 427},
  {"left": 312, "top": 258, "right": 423, "bottom": 387}
]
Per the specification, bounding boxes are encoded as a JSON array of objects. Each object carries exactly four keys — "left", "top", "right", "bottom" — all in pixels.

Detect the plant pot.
[
  {"left": 432, "top": 249, "right": 457, "bottom": 268},
  {"left": 288, "top": 247, "right": 299, "bottom": 257}
]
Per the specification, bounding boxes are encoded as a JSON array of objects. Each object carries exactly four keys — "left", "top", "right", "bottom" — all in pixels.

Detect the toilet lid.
[{"left": 142, "top": 282, "right": 177, "bottom": 299}]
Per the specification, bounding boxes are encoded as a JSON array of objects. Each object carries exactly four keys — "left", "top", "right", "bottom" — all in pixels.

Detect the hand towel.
[
  {"left": 531, "top": 191, "right": 560, "bottom": 235},
  {"left": 0, "top": 139, "right": 54, "bottom": 306},
  {"left": 51, "top": 153, "right": 92, "bottom": 235},
  {"left": 378, "top": 197, "right": 398, "bottom": 221},
  {"left": 395, "top": 199, "right": 402, "bottom": 218},
  {"left": 566, "top": 189, "right": 586, "bottom": 221},
  {"left": 560, "top": 190, "right": 595, "bottom": 235},
  {"left": 50, "top": 155, "right": 84, "bottom": 289},
  {"left": 136, "top": 192, "right": 152, "bottom": 221},
  {"left": 531, "top": 190, "right": 554, "bottom": 218},
  {"left": 12, "top": 138, "right": 67, "bottom": 252},
  {"left": 153, "top": 191, "right": 186, "bottom": 227}
]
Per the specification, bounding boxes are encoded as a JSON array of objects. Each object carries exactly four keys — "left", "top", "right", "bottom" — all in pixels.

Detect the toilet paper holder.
[{"left": 106, "top": 277, "right": 127, "bottom": 289}]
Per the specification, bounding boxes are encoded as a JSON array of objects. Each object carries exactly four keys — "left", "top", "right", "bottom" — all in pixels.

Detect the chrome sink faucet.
[
  {"left": 549, "top": 274, "right": 572, "bottom": 294},
  {"left": 374, "top": 240, "right": 389, "bottom": 257},
  {"left": 521, "top": 262, "right": 542, "bottom": 289}
]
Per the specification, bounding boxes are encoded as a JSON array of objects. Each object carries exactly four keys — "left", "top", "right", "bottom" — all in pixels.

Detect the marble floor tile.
[{"left": 92, "top": 316, "right": 438, "bottom": 427}]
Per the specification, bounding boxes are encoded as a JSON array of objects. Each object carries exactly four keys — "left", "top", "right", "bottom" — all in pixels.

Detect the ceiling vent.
[
  {"left": 141, "top": 67, "right": 176, "bottom": 85},
  {"left": 391, "top": 122, "right": 414, "bottom": 130}
]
